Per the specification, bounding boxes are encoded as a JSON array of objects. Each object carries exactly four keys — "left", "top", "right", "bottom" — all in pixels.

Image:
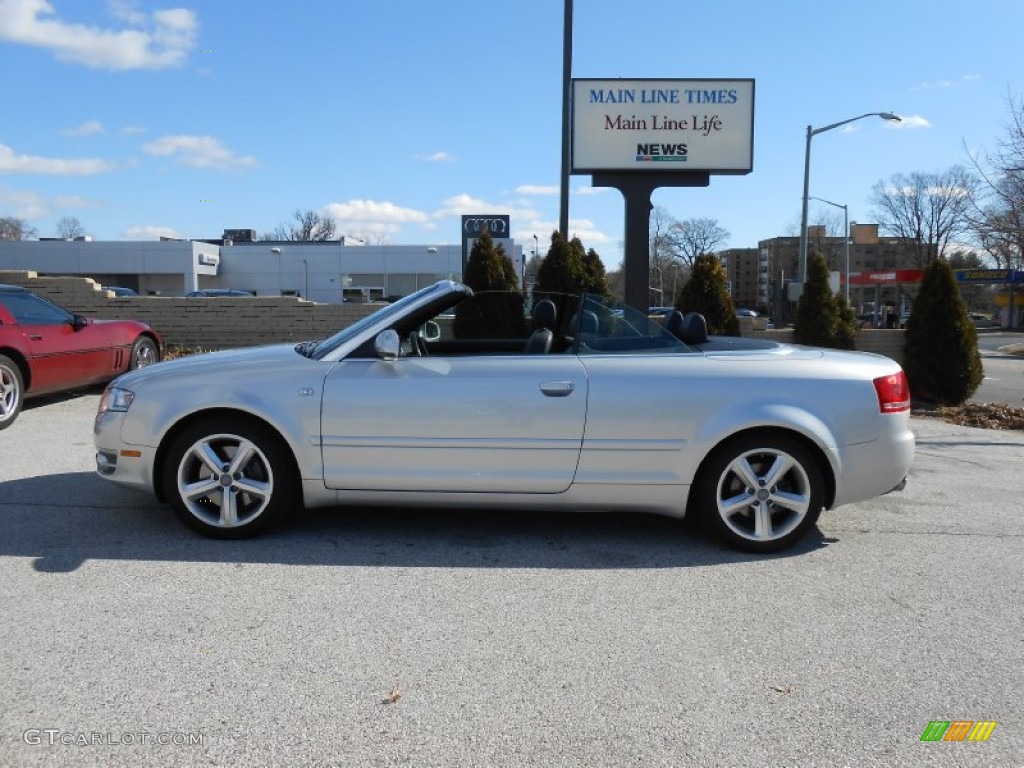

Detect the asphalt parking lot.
[{"left": 1, "top": 391, "right": 1021, "bottom": 767}]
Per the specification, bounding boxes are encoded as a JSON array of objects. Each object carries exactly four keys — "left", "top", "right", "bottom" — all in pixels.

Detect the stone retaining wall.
[
  {"left": 2, "top": 270, "right": 907, "bottom": 364},
  {"left": 0, "top": 270, "right": 377, "bottom": 349}
]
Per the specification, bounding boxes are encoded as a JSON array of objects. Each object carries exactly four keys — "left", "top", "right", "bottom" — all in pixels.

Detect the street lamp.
[
  {"left": 808, "top": 196, "right": 849, "bottom": 302},
  {"left": 650, "top": 263, "right": 664, "bottom": 306},
  {"left": 799, "top": 111, "right": 901, "bottom": 283}
]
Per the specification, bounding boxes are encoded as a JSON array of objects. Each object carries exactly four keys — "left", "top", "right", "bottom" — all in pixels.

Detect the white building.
[{"left": 0, "top": 236, "right": 524, "bottom": 303}]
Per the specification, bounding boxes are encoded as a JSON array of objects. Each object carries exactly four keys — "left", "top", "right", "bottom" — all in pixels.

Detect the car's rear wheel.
[
  {"left": 163, "top": 418, "right": 297, "bottom": 538},
  {"left": 697, "top": 432, "right": 824, "bottom": 553},
  {"left": 0, "top": 354, "right": 24, "bottom": 430},
  {"left": 130, "top": 337, "right": 159, "bottom": 369}
]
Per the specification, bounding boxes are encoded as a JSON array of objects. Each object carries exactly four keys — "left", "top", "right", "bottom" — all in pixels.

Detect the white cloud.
[
  {"left": 107, "top": 0, "right": 145, "bottom": 25},
  {"left": 323, "top": 199, "right": 429, "bottom": 224},
  {"left": 0, "top": 143, "right": 115, "bottom": 174},
  {"left": 61, "top": 119, "right": 104, "bottom": 136},
  {"left": 888, "top": 115, "right": 931, "bottom": 129},
  {"left": 121, "top": 125, "right": 145, "bottom": 135},
  {"left": 0, "top": 0, "right": 198, "bottom": 70},
  {"left": 142, "top": 135, "right": 257, "bottom": 170},
  {"left": 124, "top": 224, "right": 183, "bottom": 239},
  {"left": 566, "top": 218, "right": 613, "bottom": 245},
  {"left": 0, "top": 187, "right": 47, "bottom": 218},
  {"left": 0, "top": 186, "right": 101, "bottom": 219},
  {"left": 575, "top": 185, "right": 610, "bottom": 196},
  {"left": 913, "top": 74, "right": 980, "bottom": 91},
  {"left": 53, "top": 194, "right": 101, "bottom": 207},
  {"left": 415, "top": 151, "right": 454, "bottom": 163},
  {"left": 322, "top": 200, "right": 429, "bottom": 239},
  {"left": 516, "top": 185, "right": 558, "bottom": 195},
  {"left": 432, "top": 193, "right": 542, "bottom": 223}
]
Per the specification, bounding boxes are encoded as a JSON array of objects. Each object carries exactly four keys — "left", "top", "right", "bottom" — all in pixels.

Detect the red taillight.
[{"left": 873, "top": 371, "right": 911, "bottom": 413}]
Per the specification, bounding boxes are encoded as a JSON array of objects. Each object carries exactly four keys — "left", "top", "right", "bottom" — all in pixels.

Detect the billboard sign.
[{"left": 571, "top": 78, "right": 754, "bottom": 173}]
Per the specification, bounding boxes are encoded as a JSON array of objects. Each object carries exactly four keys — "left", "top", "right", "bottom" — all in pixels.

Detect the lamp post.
[
  {"left": 531, "top": 234, "right": 539, "bottom": 287},
  {"left": 650, "top": 263, "right": 664, "bottom": 307},
  {"left": 808, "top": 196, "right": 849, "bottom": 302},
  {"left": 799, "top": 112, "right": 901, "bottom": 283}
]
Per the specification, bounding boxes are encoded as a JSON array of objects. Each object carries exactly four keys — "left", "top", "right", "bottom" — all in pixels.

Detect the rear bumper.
[{"left": 833, "top": 420, "right": 915, "bottom": 508}]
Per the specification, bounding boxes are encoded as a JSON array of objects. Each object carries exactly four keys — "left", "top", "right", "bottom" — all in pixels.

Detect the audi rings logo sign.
[{"left": 462, "top": 215, "right": 509, "bottom": 236}]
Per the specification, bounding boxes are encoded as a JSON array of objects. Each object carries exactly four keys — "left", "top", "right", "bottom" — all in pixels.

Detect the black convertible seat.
[
  {"left": 524, "top": 299, "right": 558, "bottom": 353},
  {"left": 665, "top": 310, "right": 708, "bottom": 346}
]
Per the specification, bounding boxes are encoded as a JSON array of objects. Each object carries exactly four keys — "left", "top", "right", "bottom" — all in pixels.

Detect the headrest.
[
  {"left": 532, "top": 299, "right": 557, "bottom": 331},
  {"left": 681, "top": 312, "right": 708, "bottom": 345}
]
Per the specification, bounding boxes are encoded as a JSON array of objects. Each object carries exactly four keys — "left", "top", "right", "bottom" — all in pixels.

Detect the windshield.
[
  {"left": 576, "top": 295, "right": 690, "bottom": 354},
  {"left": 311, "top": 282, "right": 462, "bottom": 359}
]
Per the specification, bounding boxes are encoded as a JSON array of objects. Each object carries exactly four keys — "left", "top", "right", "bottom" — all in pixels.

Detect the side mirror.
[
  {"left": 374, "top": 329, "right": 400, "bottom": 361},
  {"left": 421, "top": 320, "right": 441, "bottom": 342},
  {"left": 71, "top": 314, "right": 88, "bottom": 331}
]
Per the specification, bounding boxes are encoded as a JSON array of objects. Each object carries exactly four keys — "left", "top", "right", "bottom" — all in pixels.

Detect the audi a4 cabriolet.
[{"left": 94, "top": 281, "right": 914, "bottom": 552}]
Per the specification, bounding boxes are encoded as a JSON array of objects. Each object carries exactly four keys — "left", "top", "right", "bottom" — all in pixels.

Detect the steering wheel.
[{"left": 408, "top": 331, "right": 428, "bottom": 357}]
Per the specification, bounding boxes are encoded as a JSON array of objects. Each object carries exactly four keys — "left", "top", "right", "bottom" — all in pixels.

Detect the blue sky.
[{"left": 0, "top": 0, "right": 1021, "bottom": 267}]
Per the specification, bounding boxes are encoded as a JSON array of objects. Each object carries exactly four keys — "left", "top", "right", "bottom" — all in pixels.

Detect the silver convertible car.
[{"left": 94, "top": 281, "right": 914, "bottom": 552}]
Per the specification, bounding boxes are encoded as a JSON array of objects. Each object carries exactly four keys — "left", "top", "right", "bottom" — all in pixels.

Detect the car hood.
[{"left": 112, "top": 343, "right": 307, "bottom": 389}]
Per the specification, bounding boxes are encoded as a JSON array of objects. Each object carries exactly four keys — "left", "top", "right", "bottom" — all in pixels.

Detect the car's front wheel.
[
  {"left": 0, "top": 354, "right": 24, "bottom": 430},
  {"left": 130, "top": 337, "right": 159, "bottom": 369},
  {"left": 696, "top": 432, "right": 824, "bottom": 553},
  {"left": 163, "top": 418, "right": 298, "bottom": 538}
]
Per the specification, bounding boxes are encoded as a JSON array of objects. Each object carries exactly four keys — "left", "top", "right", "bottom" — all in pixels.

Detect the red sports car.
[{"left": 0, "top": 284, "right": 161, "bottom": 430}]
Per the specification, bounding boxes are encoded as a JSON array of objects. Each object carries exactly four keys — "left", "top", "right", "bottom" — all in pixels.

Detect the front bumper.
[{"left": 93, "top": 410, "right": 157, "bottom": 493}]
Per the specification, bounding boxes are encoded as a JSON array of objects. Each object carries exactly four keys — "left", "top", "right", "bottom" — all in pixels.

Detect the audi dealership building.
[{"left": 0, "top": 219, "right": 524, "bottom": 303}]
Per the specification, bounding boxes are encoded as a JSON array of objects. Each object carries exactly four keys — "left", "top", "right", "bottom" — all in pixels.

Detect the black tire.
[
  {"left": 0, "top": 354, "right": 24, "bottom": 430},
  {"left": 162, "top": 417, "right": 298, "bottom": 539},
  {"left": 695, "top": 432, "right": 824, "bottom": 553},
  {"left": 130, "top": 336, "right": 159, "bottom": 369}
]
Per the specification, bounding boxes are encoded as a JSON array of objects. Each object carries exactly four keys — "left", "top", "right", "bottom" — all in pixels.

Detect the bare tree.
[
  {"left": 648, "top": 209, "right": 731, "bottom": 304},
  {"left": 649, "top": 206, "right": 681, "bottom": 269},
  {"left": 648, "top": 206, "right": 685, "bottom": 305},
  {"left": 869, "top": 167, "right": 976, "bottom": 266},
  {"left": 670, "top": 217, "right": 730, "bottom": 268},
  {"left": 0, "top": 217, "right": 37, "bottom": 241},
  {"left": 55, "top": 216, "right": 86, "bottom": 240},
  {"left": 267, "top": 209, "right": 337, "bottom": 241},
  {"left": 965, "top": 91, "right": 1024, "bottom": 270}
]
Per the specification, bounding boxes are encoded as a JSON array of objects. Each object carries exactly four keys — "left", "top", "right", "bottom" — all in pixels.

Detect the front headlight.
[{"left": 98, "top": 386, "right": 135, "bottom": 413}]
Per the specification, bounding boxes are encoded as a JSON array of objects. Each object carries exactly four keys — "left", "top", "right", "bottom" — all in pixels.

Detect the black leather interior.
[{"left": 525, "top": 299, "right": 558, "bottom": 353}]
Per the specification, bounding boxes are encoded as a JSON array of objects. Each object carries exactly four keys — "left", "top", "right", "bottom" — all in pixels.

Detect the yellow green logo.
[{"left": 921, "top": 721, "right": 997, "bottom": 742}]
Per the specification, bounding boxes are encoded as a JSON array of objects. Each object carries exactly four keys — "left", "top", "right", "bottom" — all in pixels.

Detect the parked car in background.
[
  {"left": 0, "top": 284, "right": 161, "bottom": 430},
  {"left": 104, "top": 286, "right": 138, "bottom": 297},
  {"left": 94, "top": 280, "right": 914, "bottom": 553},
  {"left": 735, "top": 307, "right": 759, "bottom": 317},
  {"left": 186, "top": 289, "right": 255, "bottom": 297},
  {"left": 969, "top": 313, "right": 999, "bottom": 329}
]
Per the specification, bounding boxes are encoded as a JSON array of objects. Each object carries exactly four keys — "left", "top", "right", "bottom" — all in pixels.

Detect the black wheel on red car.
[
  {"left": 696, "top": 432, "right": 825, "bottom": 553},
  {"left": 130, "top": 337, "right": 159, "bottom": 369},
  {"left": 0, "top": 354, "right": 24, "bottom": 430},
  {"left": 163, "top": 417, "right": 298, "bottom": 539}
]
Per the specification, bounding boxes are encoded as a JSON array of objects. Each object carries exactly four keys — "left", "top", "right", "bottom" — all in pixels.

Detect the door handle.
[
  {"left": 29, "top": 334, "right": 43, "bottom": 340},
  {"left": 539, "top": 380, "right": 575, "bottom": 397}
]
